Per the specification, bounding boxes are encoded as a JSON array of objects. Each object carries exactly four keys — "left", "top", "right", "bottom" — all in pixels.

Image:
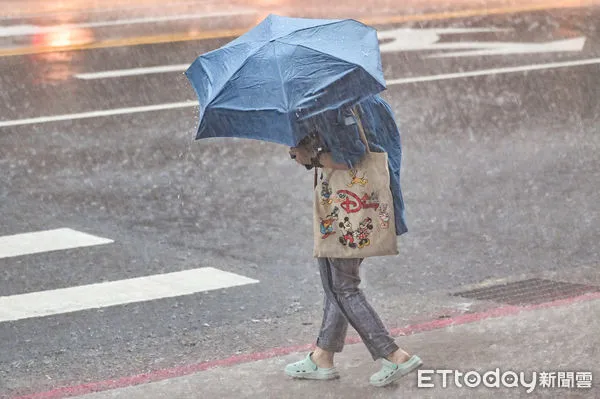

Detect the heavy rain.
[{"left": 0, "top": 0, "right": 598, "bottom": 398}]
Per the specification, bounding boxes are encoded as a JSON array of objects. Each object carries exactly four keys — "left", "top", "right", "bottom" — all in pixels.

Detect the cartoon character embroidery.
[
  {"left": 367, "top": 191, "right": 379, "bottom": 203},
  {"left": 347, "top": 169, "right": 368, "bottom": 188},
  {"left": 319, "top": 207, "right": 339, "bottom": 239},
  {"left": 334, "top": 189, "right": 380, "bottom": 213},
  {"left": 333, "top": 190, "right": 347, "bottom": 205},
  {"left": 320, "top": 180, "right": 333, "bottom": 205},
  {"left": 338, "top": 217, "right": 357, "bottom": 248},
  {"left": 378, "top": 203, "right": 390, "bottom": 229},
  {"left": 357, "top": 217, "right": 374, "bottom": 248}
]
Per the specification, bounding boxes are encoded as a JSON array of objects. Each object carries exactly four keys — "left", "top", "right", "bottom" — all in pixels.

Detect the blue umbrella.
[{"left": 185, "top": 14, "right": 386, "bottom": 147}]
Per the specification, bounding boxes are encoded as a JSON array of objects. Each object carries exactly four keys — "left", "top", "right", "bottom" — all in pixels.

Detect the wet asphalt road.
[{"left": 1, "top": 5, "right": 599, "bottom": 397}]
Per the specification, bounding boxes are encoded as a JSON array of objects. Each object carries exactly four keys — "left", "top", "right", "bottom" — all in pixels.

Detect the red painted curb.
[{"left": 12, "top": 291, "right": 600, "bottom": 399}]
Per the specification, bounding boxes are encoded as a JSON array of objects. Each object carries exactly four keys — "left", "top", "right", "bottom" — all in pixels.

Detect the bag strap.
[
  {"left": 350, "top": 105, "right": 370, "bottom": 154},
  {"left": 313, "top": 105, "right": 368, "bottom": 189}
]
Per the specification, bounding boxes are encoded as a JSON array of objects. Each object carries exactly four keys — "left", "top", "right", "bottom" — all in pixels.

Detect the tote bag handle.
[
  {"left": 313, "top": 105, "right": 370, "bottom": 189},
  {"left": 350, "top": 105, "right": 370, "bottom": 155}
]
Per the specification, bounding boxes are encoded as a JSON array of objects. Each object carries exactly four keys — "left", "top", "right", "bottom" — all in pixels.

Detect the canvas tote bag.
[{"left": 313, "top": 108, "right": 399, "bottom": 258}]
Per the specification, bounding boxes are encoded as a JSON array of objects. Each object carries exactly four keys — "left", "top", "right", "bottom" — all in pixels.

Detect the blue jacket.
[{"left": 310, "top": 95, "right": 408, "bottom": 236}]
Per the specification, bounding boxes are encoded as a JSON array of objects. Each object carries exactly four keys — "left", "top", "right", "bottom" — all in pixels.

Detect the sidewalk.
[{"left": 54, "top": 294, "right": 598, "bottom": 399}]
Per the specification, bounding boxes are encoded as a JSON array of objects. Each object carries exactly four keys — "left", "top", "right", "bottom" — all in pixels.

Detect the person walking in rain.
[
  {"left": 285, "top": 95, "right": 422, "bottom": 387},
  {"left": 184, "top": 11, "right": 420, "bottom": 388}
]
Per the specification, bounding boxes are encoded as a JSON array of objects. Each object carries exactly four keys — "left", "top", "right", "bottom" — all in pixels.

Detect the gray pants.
[{"left": 316, "top": 257, "right": 399, "bottom": 360}]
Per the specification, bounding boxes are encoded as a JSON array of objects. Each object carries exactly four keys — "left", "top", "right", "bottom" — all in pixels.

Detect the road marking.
[
  {"left": 0, "top": 101, "right": 197, "bottom": 128},
  {"left": 0, "top": 228, "right": 113, "bottom": 259},
  {"left": 0, "top": 0, "right": 588, "bottom": 57},
  {"left": 426, "top": 37, "right": 586, "bottom": 58},
  {"left": 387, "top": 57, "right": 600, "bottom": 85},
  {"left": 0, "top": 10, "right": 256, "bottom": 38},
  {"left": 0, "top": 267, "right": 259, "bottom": 322},
  {"left": 76, "top": 64, "right": 190, "bottom": 80},
  {"left": 74, "top": 28, "right": 587, "bottom": 80},
  {"left": 2, "top": 58, "right": 600, "bottom": 128},
  {"left": 377, "top": 27, "right": 586, "bottom": 57},
  {"left": 378, "top": 27, "right": 508, "bottom": 53}
]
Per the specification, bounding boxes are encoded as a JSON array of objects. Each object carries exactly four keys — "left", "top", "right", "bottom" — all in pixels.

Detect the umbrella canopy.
[{"left": 185, "top": 14, "right": 386, "bottom": 147}]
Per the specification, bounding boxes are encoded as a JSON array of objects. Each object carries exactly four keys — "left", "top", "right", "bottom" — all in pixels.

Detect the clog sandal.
[
  {"left": 370, "top": 355, "right": 423, "bottom": 387},
  {"left": 284, "top": 352, "right": 340, "bottom": 380}
]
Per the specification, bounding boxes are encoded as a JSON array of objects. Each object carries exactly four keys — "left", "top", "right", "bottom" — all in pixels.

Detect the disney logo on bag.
[{"left": 335, "top": 190, "right": 380, "bottom": 213}]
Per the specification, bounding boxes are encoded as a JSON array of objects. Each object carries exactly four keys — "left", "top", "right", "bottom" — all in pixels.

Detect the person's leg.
[
  {"left": 323, "top": 257, "right": 402, "bottom": 361},
  {"left": 311, "top": 258, "right": 349, "bottom": 368},
  {"left": 285, "top": 257, "right": 419, "bottom": 382},
  {"left": 322, "top": 257, "right": 422, "bottom": 386},
  {"left": 310, "top": 295, "right": 345, "bottom": 367},
  {"left": 283, "top": 258, "right": 343, "bottom": 379}
]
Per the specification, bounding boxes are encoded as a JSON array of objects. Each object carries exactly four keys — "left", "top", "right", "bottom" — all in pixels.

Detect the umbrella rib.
[
  {"left": 271, "top": 18, "right": 359, "bottom": 41},
  {"left": 271, "top": 19, "right": 381, "bottom": 72},
  {"left": 274, "top": 41, "right": 375, "bottom": 78},
  {"left": 206, "top": 19, "right": 379, "bottom": 105},
  {"left": 208, "top": 44, "right": 266, "bottom": 105},
  {"left": 273, "top": 45, "right": 289, "bottom": 111},
  {"left": 276, "top": 42, "right": 378, "bottom": 94},
  {"left": 278, "top": 42, "right": 362, "bottom": 66}
]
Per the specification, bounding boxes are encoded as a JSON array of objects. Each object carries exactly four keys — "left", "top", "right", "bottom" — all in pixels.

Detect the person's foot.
[
  {"left": 370, "top": 354, "right": 423, "bottom": 387},
  {"left": 284, "top": 352, "right": 339, "bottom": 380}
]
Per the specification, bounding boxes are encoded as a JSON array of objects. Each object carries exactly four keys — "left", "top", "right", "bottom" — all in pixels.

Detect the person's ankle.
[
  {"left": 311, "top": 350, "right": 335, "bottom": 368},
  {"left": 387, "top": 349, "right": 411, "bottom": 364}
]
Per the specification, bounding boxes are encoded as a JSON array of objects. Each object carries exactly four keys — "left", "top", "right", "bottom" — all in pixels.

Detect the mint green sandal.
[
  {"left": 284, "top": 352, "right": 340, "bottom": 380},
  {"left": 370, "top": 355, "right": 423, "bottom": 387}
]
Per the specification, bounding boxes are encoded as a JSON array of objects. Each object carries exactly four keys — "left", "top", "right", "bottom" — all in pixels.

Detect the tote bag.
[{"left": 313, "top": 109, "right": 399, "bottom": 258}]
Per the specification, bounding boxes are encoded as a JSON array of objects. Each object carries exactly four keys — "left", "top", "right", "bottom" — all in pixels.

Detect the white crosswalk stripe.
[
  {"left": 0, "top": 228, "right": 113, "bottom": 259},
  {"left": 0, "top": 267, "right": 259, "bottom": 322},
  {"left": 1, "top": 228, "right": 260, "bottom": 323}
]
